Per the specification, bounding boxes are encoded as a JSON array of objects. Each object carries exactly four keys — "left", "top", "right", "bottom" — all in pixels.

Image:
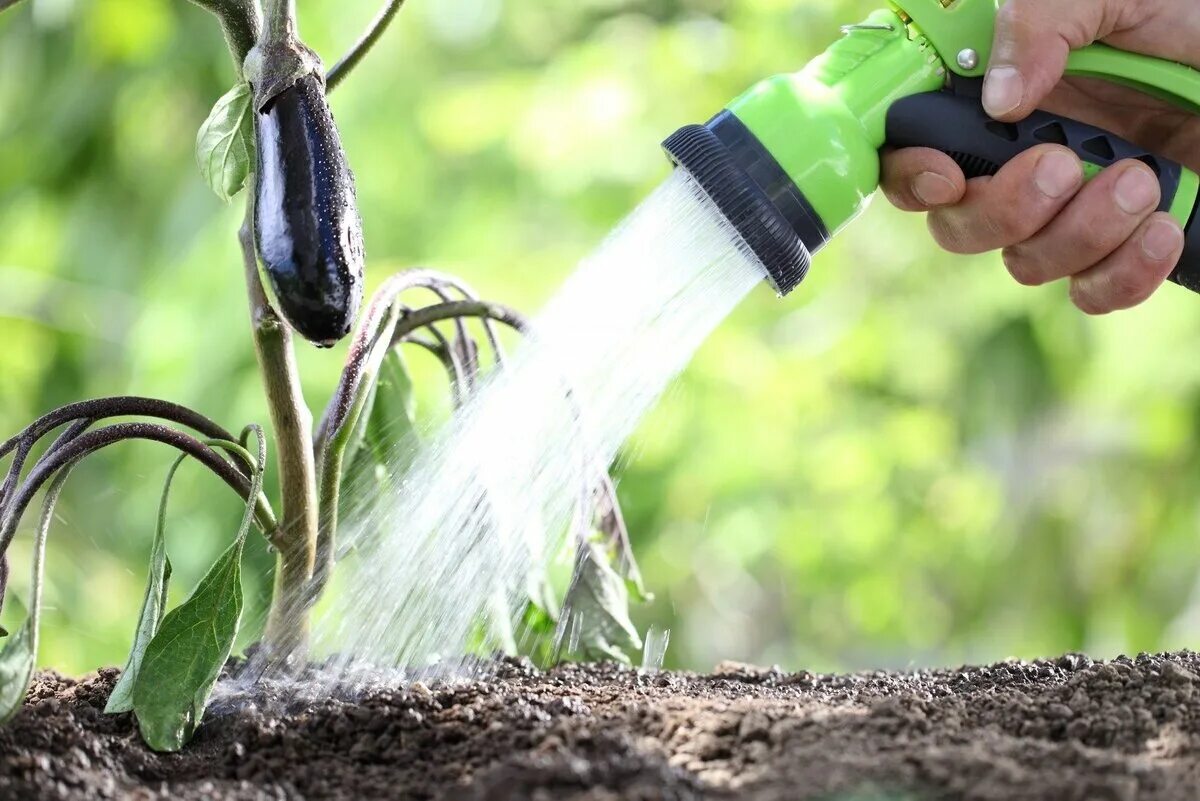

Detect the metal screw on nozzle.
[{"left": 956, "top": 48, "right": 979, "bottom": 70}]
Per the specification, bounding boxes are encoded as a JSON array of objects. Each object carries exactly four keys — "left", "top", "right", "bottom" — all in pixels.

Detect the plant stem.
[
  {"left": 326, "top": 0, "right": 407, "bottom": 93},
  {"left": 186, "top": 0, "right": 261, "bottom": 70},
  {"left": 29, "top": 466, "right": 73, "bottom": 645},
  {"left": 238, "top": 204, "right": 318, "bottom": 666},
  {"left": 312, "top": 303, "right": 401, "bottom": 598},
  {"left": 260, "top": 0, "right": 295, "bottom": 44}
]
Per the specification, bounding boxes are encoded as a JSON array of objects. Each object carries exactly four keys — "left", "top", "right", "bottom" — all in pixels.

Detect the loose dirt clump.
[{"left": 4, "top": 651, "right": 1200, "bottom": 800}]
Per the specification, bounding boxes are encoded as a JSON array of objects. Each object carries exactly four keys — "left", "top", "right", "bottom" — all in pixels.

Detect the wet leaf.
[
  {"left": 196, "top": 82, "right": 255, "bottom": 202},
  {"left": 105, "top": 455, "right": 185, "bottom": 714},
  {"left": 340, "top": 350, "right": 419, "bottom": 514},
  {"left": 0, "top": 618, "right": 34, "bottom": 722},
  {"left": 594, "top": 477, "right": 650, "bottom": 603},
  {"left": 132, "top": 428, "right": 265, "bottom": 751},
  {"left": 560, "top": 540, "right": 643, "bottom": 665},
  {"left": 365, "top": 350, "right": 419, "bottom": 467},
  {"left": 132, "top": 538, "right": 243, "bottom": 751}
]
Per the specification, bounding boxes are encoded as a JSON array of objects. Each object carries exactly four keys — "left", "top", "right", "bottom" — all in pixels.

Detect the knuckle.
[
  {"left": 1108, "top": 265, "right": 1157, "bottom": 307},
  {"left": 1069, "top": 280, "right": 1108, "bottom": 316},
  {"left": 983, "top": 206, "right": 1034, "bottom": 244},
  {"left": 927, "top": 213, "right": 968, "bottom": 253},
  {"left": 1001, "top": 246, "right": 1046, "bottom": 286}
]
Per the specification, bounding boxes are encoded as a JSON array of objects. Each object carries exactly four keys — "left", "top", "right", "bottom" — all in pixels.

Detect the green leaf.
[
  {"left": 105, "top": 455, "right": 185, "bottom": 714},
  {"left": 0, "top": 618, "right": 35, "bottom": 723},
  {"left": 132, "top": 428, "right": 266, "bottom": 752},
  {"left": 365, "top": 350, "right": 418, "bottom": 467},
  {"left": 340, "top": 351, "right": 419, "bottom": 516},
  {"left": 560, "top": 540, "right": 644, "bottom": 665},
  {"left": 196, "top": 82, "right": 255, "bottom": 203},
  {"left": 132, "top": 538, "right": 243, "bottom": 751}
]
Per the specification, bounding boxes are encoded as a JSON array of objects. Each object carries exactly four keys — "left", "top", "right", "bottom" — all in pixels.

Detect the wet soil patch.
[{"left": 4, "top": 652, "right": 1200, "bottom": 800}]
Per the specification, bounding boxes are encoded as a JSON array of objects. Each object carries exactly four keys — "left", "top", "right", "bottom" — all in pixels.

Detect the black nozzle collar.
[{"left": 662, "top": 112, "right": 828, "bottom": 295}]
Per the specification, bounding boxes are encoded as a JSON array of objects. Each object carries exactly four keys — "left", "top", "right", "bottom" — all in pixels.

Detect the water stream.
[{"left": 308, "top": 169, "right": 777, "bottom": 684}]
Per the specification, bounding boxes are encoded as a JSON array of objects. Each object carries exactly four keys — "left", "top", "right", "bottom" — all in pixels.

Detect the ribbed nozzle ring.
[{"left": 662, "top": 123, "right": 811, "bottom": 295}]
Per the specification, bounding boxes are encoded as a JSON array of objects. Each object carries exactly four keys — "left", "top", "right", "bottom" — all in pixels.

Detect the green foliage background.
[{"left": 4, "top": 0, "right": 1200, "bottom": 676}]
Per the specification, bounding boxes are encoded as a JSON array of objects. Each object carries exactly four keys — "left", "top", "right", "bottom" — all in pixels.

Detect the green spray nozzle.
[{"left": 663, "top": 0, "right": 1200, "bottom": 296}]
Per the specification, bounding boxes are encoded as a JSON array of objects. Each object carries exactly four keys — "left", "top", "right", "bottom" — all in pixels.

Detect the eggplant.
[{"left": 254, "top": 73, "right": 365, "bottom": 347}]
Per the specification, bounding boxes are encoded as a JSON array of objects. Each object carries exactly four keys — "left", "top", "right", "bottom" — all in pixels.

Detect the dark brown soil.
[{"left": 4, "top": 652, "right": 1200, "bottom": 800}]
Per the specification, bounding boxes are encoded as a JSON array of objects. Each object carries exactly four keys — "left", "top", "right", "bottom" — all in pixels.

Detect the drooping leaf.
[
  {"left": 131, "top": 428, "right": 265, "bottom": 752},
  {"left": 593, "top": 477, "right": 651, "bottom": 603},
  {"left": 0, "top": 617, "right": 34, "bottom": 722},
  {"left": 106, "top": 455, "right": 185, "bottom": 714},
  {"left": 131, "top": 538, "right": 243, "bottom": 751},
  {"left": 196, "top": 82, "right": 255, "bottom": 202},
  {"left": 365, "top": 350, "right": 419, "bottom": 468},
  {"left": 0, "top": 467, "right": 72, "bottom": 720},
  {"left": 558, "top": 540, "right": 644, "bottom": 665},
  {"left": 340, "top": 350, "right": 419, "bottom": 517}
]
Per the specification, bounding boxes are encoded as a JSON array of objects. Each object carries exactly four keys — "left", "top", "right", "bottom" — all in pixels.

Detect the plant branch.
[
  {"left": 0, "top": 422, "right": 278, "bottom": 559},
  {"left": 27, "top": 466, "right": 73, "bottom": 647},
  {"left": 311, "top": 280, "right": 525, "bottom": 599},
  {"left": 0, "top": 419, "right": 90, "bottom": 620},
  {"left": 407, "top": 311, "right": 470, "bottom": 404},
  {"left": 391, "top": 300, "right": 529, "bottom": 344},
  {"left": 1, "top": 399, "right": 253, "bottom": 533},
  {"left": 186, "top": 0, "right": 262, "bottom": 69},
  {"left": 1, "top": 397, "right": 245, "bottom": 463},
  {"left": 326, "top": 0, "right": 407, "bottom": 93},
  {"left": 312, "top": 301, "right": 403, "bottom": 597},
  {"left": 316, "top": 270, "right": 496, "bottom": 449},
  {"left": 239, "top": 200, "right": 319, "bottom": 663}
]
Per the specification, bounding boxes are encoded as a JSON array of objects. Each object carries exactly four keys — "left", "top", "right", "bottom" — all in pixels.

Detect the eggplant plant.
[{"left": 0, "top": 0, "right": 647, "bottom": 752}]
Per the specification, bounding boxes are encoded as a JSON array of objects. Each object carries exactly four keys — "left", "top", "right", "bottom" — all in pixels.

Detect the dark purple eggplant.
[{"left": 254, "top": 73, "right": 364, "bottom": 347}]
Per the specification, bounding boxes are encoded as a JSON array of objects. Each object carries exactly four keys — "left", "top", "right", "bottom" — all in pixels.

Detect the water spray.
[{"left": 664, "top": 0, "right": 1200, "bottom": 296}]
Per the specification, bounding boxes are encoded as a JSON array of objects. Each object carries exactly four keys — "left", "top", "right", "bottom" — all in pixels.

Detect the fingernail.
[
  {"left": 1034, "top": 151, "right": 1081, "bottom": 198},
  {"left": 912, "top": 172, "right": 958, "bottom": 206},
  {"left": 1115, "top": 167, "right": 1159, "bottom": 214},
  {"left": 1142, "top": 219, "right": 1183, "bottom": 261},
  {"left": 983, "top": 66, "right": 1023, "bottom": 116}
]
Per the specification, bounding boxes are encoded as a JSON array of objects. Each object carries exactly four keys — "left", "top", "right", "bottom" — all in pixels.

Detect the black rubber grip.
[{"left": 884, "top": 90, "right": 1200, "bottom": 293}]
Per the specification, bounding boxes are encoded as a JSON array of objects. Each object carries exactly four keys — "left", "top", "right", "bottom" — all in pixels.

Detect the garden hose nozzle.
[{"left": 664, "top": 0, "right": 1200, "bottom": 296}]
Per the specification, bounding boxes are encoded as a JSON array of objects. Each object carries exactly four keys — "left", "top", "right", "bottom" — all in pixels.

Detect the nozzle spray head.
[
  {"left": 664, "top": 8, "right": 946, "bottom": 296},
  {"left": 663, "top": 116, "right": 822, "bottom": 295}
]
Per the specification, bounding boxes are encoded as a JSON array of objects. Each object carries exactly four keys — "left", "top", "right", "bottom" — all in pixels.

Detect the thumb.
[{"left": 983, "top": 0, "right": 1128, "bottom": 121}]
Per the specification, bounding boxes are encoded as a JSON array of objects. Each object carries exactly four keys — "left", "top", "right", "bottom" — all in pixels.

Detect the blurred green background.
[{"left": 4, "top": 0, "right": 1200, "bottom": 677}]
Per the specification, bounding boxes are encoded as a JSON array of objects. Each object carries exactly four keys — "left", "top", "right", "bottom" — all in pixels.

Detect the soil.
[{"left": 3, "top": 652, "right": 1200, "bottom": 800}]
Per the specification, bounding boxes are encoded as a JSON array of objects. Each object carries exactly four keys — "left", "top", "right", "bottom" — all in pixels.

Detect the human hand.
[{"left": 882, "top": 0, "right": 1200, "bottom": 313}]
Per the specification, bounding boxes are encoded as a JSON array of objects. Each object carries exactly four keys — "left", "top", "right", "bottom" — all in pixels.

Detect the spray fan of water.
[{"left": 303, "top": 169, "right": 778, "bottom": 686}]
